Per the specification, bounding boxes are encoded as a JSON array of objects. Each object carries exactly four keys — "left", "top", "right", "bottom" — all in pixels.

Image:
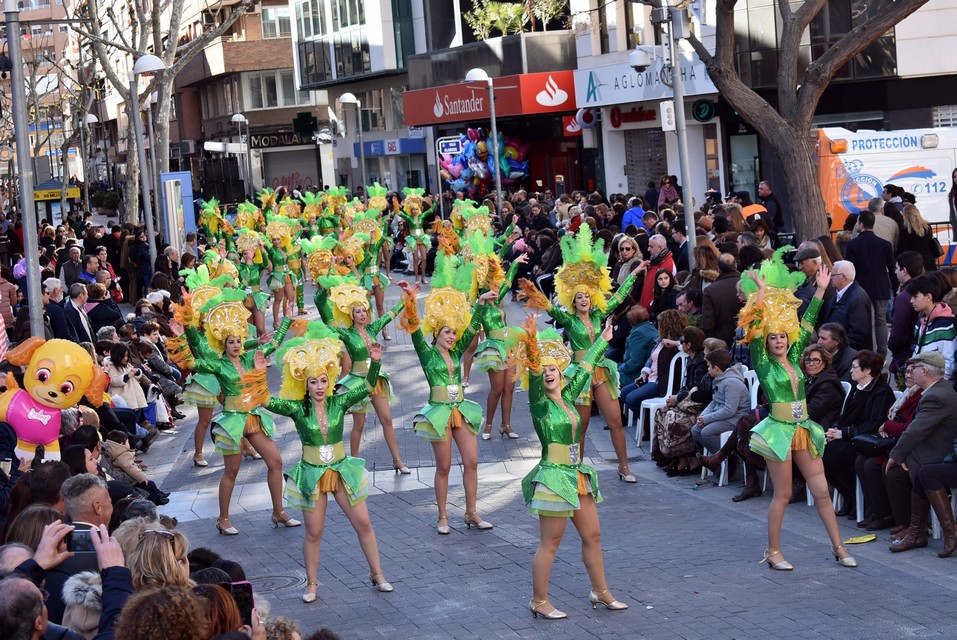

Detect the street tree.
[
  {"left": 73, "top": 0, "right": 259, "bottom": 224},
  {"left": 682, "top": 0, "right": 929, "bottom": 240}
]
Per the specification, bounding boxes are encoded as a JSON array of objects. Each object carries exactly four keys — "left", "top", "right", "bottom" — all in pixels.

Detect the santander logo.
[
  {"left": 433, "top": 93, "right": 444, "bottom": 118},
  {"left": 535, "top": 75, "right": 569, "bottom": 107},
  {"left": 565, "top": 118, "right": 582, "bottom": 134}
]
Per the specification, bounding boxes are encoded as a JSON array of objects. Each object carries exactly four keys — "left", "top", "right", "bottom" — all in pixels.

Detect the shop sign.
[
  {"left": 562, "top": 116, "right": 583, "bottom": 137},
  {"left": 573, "top": 54, "right": 717, "bottom": 108},
  {"left": 250, "top": 132, "right": 312, "bottom": 149},
  {"left": 402, "top": 70, "right": 576, "bottom": 126},
  {"left": 407, "top": 126, "right": 425, "bottom": 139},
  {"left": 353, "top": 138, "right": 427, "bottom": 157},
  {"left": 608, "top": 106, "right": 657, "bottom": 129},
  {"left": 35, "top": 187, "right": 80, "bottom": 201},
  {"left": 692, "top": 99, "right": 716, "bottom": 123}
]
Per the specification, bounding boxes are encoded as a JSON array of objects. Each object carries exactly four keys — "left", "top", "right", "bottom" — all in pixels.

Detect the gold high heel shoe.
[
  {"left": 500, "top": 424, "right": 520, "bottom": 440},
  {"left": 832, "top": 545, "right": 858, "bottom": 568},
  {"left": 271, "top": 511, "right": 302, "bottom": 528},
  {"left": 464, "top": 512, "right": 493, "bottom": 530},
  {"left": 529, "top": 598, "right": 567, "bottom": 620},
  {"left": 301, "top": 581, "right": 319, "bottom": 603},
  {"left": 215, "top": 517, "right": 239, "bottom": 536},
  {"left": 481, "top": 423, "right": 493, "bottom": 441},
  {"left": 370, "top": 572, "right": 394, "bottom": 593},
  {"left": 589, "top": 588, "right": 628, "bottom": 610},
  {"left": 763, "top": 549, "right": 794, "bottom": 571},
  {"left": 436, "top": 516, "right": 450, "bottom": 535},
  {"left": 392, "top": 459, "right": 412, "bottom": 475}
]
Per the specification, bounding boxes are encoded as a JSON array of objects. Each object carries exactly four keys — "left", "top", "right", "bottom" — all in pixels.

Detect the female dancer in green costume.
[
  {"left": 737, "top": 250, "right": 856, "bottom": 570},
  {"left": 170, "top": 290, "right": 300, "bottom": 536},
  {"left": 398, "top": 261, "right": 497, "bottom": 534},
  {"left": 235, "top": 229, "right": 270, "bottom": 339},
  {"left": 265, "top": 219, "right": 297, "bottom": 328},
  {"left": 352, "top": 209, "right": 394, "bottom": 341},
  {"left": 520, "top": 226, "right": 642, "bottom": 484},
  {"left": 244, "top": 326, "right": 393, "bottom": 603},
  {"left": 396, "top": 188, "right": 435, "bottom": 285},
  {"left": 313, "top": 275, "right": 411, "bottom": 473},
  {"left": 514, "top": 317, "right": 627, "bottom": 619}
]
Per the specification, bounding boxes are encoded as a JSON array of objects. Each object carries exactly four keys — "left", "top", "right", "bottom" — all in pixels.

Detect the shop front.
[
  {"left": 251, "top": 130, "right": 333, "bottom": 192},
  {"left": 402, "top": 71, "right": 582, "bottom": 196},
  {"left": 573, "top": 53, "right": 724, "bottom": 200},
  {"left": 344, "top": 137, "right": 429, "bottom": 191}
]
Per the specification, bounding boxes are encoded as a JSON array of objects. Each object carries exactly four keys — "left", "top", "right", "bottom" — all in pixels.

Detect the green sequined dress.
[
  {"left": 358, "top": 222, "right": 392, "bottom": 290},
  {"left": 184, "top": 319, "right": 291, "bottom": 454},
  {"left": 748, "top": 297, "right": 826, "bottom": 462},
  {"left": 474, "top": 260, "right": 520, "bottom": 372},
  {"left": 522, "top": 338, "right": 608, "bottom": 517},
  {"left": 400, "top": 203, "right": 435, "bottom": 250},
  {"left": 237, "top": 261, "right": 271, "bottom": 311},
  {"left": 261, "top": 361, "right": 380, "bottom": 509},
  {"left": 546, "top": 273, "right": 637, "bottom": 404},
  {"left": 409, "top": 305, "right": 486, "bottom": 441}
]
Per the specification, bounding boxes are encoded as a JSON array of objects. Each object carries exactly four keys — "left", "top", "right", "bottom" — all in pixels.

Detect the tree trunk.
[
  {"left": 123, "top": 104, "right": 141, "bottom": 226},
  {"left": 154, "top": 82, "right": 173, "bottom": 176},
  {"left": 767, "top": 129, "right": 828, "bottom": 242}
]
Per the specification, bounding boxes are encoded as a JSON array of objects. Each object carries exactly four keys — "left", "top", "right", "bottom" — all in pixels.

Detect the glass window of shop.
[{"left": 262, "top": 7, "right": 293, "bottom": 39}]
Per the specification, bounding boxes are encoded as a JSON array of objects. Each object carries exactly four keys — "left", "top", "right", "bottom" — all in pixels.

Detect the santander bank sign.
[{"left": 404, "top": 70, "right": 575, "bottom": 126}]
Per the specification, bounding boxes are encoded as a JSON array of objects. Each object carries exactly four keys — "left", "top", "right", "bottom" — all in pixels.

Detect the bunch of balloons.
[{"left": 438, "top": 128, "right": 529, "bottom": 197}]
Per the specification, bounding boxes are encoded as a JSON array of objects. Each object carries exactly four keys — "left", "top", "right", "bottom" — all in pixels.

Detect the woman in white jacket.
[{"left": 106, "top": 343, "right": 147, "bottom": 412}]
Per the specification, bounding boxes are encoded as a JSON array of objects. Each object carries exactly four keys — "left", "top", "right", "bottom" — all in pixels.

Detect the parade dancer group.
[{"left": 168, "top": 187, "right": 854, "bottom": 616}]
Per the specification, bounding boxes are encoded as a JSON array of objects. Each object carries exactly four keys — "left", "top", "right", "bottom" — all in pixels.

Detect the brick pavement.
[{"left": 139, "top": 281, "right": 957, "bottom": 640}]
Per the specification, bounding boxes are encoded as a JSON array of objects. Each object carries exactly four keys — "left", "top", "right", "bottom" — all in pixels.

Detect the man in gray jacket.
[
  {"left": 692, "top": 349, "right": 751, "bottom": 455},
  {"left": 886, "top": 351, "right": 957, "bottom": 552}
]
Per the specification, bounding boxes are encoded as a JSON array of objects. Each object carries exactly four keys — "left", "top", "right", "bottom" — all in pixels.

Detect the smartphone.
[
  {"left": 66, "top": 529, "right": 96, "bottom": 553},
  {"left": 31, "top": 445, "right": 45, "bottom": 471},
  {"left": 0, "top": 459, "right": 11, "bottom": 475},
  {"left": 223, "top": 581, "right": 254, "bottom": 627}
]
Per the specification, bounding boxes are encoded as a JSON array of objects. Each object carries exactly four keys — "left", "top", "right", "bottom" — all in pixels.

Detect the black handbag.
[{"left": 850, "top": 433, "right": 897, "bottom": 456}]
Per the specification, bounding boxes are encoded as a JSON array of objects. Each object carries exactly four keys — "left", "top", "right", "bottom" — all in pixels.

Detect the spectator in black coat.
[
  {"left": 801, "top": 344, "right": 845, "bottom": 429},
  {"left": 85, "top": 284, "right": 123, "bottom": 336},
  {"left": 43, "top": 279, "right": 78, "bottom": 342},
  {"left": 898, "top": 203, "right": 939, "bottom": 273},
  {"left": 823, "top": 350, "right": 896, "bottom": 516},
  {"left": 843, "top": 210, "right": 897, "bottom": 356},
  {"left": 822, "top": 260, "right": 874, "bottom": 352},
  {"left": 757, "top": 180, "right": 785, "bottom": 231}
]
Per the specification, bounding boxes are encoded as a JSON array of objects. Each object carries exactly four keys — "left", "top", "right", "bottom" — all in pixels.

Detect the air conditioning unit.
[
  {"left": 182, "top": 140, "right": 197, "bottom": 155},
  {"left": 202, "top": 13, "right": 217, "bottom": 27}
]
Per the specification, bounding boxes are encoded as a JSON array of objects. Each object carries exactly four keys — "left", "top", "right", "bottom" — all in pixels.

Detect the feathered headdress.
[
  {"left": 275, "top": 322, "right": 345, "bottom": 400},
  {"left": 461, "top": 204, "right": 492, "bottom": 235},
  {"left": 258, "top": 187, "right": 278, "bottom": 213},
  {"left": 317, "top": 274, "right": 370, "bottom": 327},
  {"left": 401, "top": 187, "right": 426, "bottom": 214},
  {"left": 235, "top": 229, "right": 264, "bottom": 264},
  {"left": 450, "top": 198, "right": 477, "bottom": 231},
  {"left": 234, "top": 202, "right": 265, "bottom": 231},
  {"left": 178, "top": 265, "right": 236, "bottom": 326},
  {"left": 279, "top": 197, "right": 302, "bottom": 219},
  {"left": 301, "top": 191, "right": 323, "bottom": 221},
  {"left": 265, "top": 215, "right": 294, "bottom": 252},
  {"left": 421, "top": 252, "right": 475, "bottom": 340},
  {"left": 301, "top": 235, "right": 346, "bottom": 282},
  {"left": 554, "top": 225, "right": 613, "bottom": 311},
  {"left": 737, "top": 246, "right": 806, "bottom": 345},
  {"left": 200, "top": 288, "right": 250, "bottom": 355},
  {"left": 200, "top": 199, "right": 235, "bottom": 238},
  {"left": 335, "top": 232, "right": 368, "bottom": 266},
  {"left": 350, "top": 208, "right": 383, "bottom": 245},
  {"left": 508, "top": 317, "right": 572, "bottom": 390},
  {"left": 366, "top": 182, "right": 389, "bottom": 212},
  {"left": 201, "top": 249, "right": 239, "bottom": 281},
  {"left": 464, "top": 230, "right": 505, "bottom": 296},
  {"left": 324, "top": 186, "right": 349, "bottom": 211}
]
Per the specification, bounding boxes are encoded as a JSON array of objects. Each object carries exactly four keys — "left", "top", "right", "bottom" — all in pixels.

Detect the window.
[
  {"left": 262, "top": 7, "right": 293, "bottom": 39},
  {"left": 58, "top": 25, "right": 68, "bottom": 33},
  {"left": 295, "top": 0, "right": 324, "bottom": 40},
  {"left": 244, "top": 70, "right": 312, "bottom": 110}
]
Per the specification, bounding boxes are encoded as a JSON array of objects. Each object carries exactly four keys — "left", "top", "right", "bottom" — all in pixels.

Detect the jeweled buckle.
[
  {"left": 447, "top": 385, "right": 460, "bottom": 402},
  {"left": 318, "top": 445, "right": 335, "bottom": 463}
]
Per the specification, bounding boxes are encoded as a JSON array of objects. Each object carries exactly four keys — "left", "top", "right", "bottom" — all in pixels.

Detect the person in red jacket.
[{"left": 636, "top": 234, "right": 675, "bottom": 309}]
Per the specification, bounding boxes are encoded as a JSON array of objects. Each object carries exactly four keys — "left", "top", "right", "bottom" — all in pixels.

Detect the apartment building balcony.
[
  {"left": 406, "top": 30, "right": 576, "bottom": 90},
  {"left": 177, "top": 34, "right": 293, "bottom": 87}
]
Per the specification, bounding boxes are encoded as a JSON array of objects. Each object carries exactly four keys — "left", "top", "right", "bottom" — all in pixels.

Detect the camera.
[{"left": 629, "top": 47, "right": 652, "bottom": 72}]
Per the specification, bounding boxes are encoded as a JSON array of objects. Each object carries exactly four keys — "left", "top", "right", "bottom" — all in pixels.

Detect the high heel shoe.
[
  {"left": 763, "top": 549, "right": 794, "bottom": 571},
  {"left": 271, "top": 511, "right": 302, "bottom": 528},
  {"left": 617, "top": 466, "right": 637, "bottom": 484},
  {"left": 462, "top": 378, "right": 470, "bottom": 388},
  {"left": 301, "top": 581, "right": 319, "bottom": 603},
  {"left": 481, "top": 423, "right": 493, "bottom": 441},
  {"left": 500, "top": 424, "right": 520, "bottom": 440},
  {"left": 392, "top": 459, "right": 412, "bottom": 475},
  {"left": 464, "top": 512, "right": 493, "bottom": 530},
  {"left": 588, "top": 589, "right": 628, "bottom": 610},
  {"left": 436, "top": 516, "right": 450, "bottom": 535},
  {"left": 216, "top": 517, "right": 239, "bottom": 536},
  {"left": 243, "top": 450, "right": 263, "bottom": 460},
  {"left": 529, "top": 598, "right": 567, "bottom": 620},
  {"left": 192, "top": 454, "right": 208, "bottom": 467},
  {"left": 832, "top": 545, "right": 858, "bottom": 568},
  {"left": 370, "top": 572, "right": 394, "bottom": 593}
]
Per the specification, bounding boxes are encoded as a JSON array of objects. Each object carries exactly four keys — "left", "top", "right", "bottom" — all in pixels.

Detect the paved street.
[{"left": 141, "top": 284, "right": 957, "bottom": 639}]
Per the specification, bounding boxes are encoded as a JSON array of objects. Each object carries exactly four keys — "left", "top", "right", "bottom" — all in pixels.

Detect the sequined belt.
[
  {"left": 365, "top": 265, "right": 379, "bottom": 275},
  {"left": 430, "top": 385, "right": 464, "bottom": 403},
  {"left": 489, "top": 329, "right": 508, "bottom": 341},
  {"left": 351, "top": 359, "right": 371, "bottom": 375},
  {"left": 303, "top": 442, "right": 345, "bottom": 465},
  {"left": 573, "top": 349, "right": 588, "bottom": 363},
  {"left": 412, "top": 228, "right": 423, "bottom": 236},
  {"left": 288, "top": 259, "right": 302, "bottom": 270},
  {"left": 770, "top": 400, "right": 808, "bottom": 422},
  {"left": 273, "top": 265, "right": 289, "bottom": 273},
  {"left": 545, "top": 443, "right": 582, "bottom": 465},
  {"left": 223, "top": 396, "right": 246, "bottom": 412}
]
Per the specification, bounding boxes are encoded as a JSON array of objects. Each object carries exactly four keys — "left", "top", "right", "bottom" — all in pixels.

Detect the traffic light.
[{"left": 659, "top": 100, "right": 675, "bottom": 132}]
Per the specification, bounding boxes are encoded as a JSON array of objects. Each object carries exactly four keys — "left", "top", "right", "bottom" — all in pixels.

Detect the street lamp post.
[
  {"left": 146, "top": 92, "right": 164, "bottom": 245},
  {"left": 5, "top": 0, "right": 43, "bottom": 336},
  {"left": 129, "top": 54, "right": 165, "bottom": 265},
  {"left": 338, "top": 93, "right": 366, "bottom": 192},
  {"left": 464, "top": 68, "right": 502, "bottom": 216},
  {"left": 232, "top": 113, "right": 253, "bottom": 199}
]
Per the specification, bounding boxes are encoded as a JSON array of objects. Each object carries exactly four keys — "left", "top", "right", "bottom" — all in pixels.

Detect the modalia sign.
[{"left": 573, "top": 53, "right": 717, "bottom": 108}]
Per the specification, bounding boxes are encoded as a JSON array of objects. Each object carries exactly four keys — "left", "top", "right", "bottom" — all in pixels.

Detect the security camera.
[{"left": 630, "top": 47, "right": 652, "bottom": 73}]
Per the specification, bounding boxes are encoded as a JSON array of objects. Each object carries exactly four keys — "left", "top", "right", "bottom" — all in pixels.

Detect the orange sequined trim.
[
  {"left": 591, "top": 366, "right": 608, "bottom": 385},
  {"left": 243, "top": 414, "right": 263, "bottom": 436},
  {"left": 791, "top": 426, "right": 810, "bottom": 451},
  {"left": 317, "top": 468, "right": 340, "bottom": 493},
  {"left": 577, "top": 471, "right": 588, "bottom": 495},
  {"left": 448, "top": 406, "right": 466, "bottom": 431},
  {"left": 373, "top": 378, "right": 389, "bottom": 395}
]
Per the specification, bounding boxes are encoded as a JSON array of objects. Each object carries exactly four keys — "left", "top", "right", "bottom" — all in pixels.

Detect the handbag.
[
  {"left": 850, "top": 433, "right": 897, "bottom": 456},
  {"left": 932, "top": 236, "right": 944, "bottom": 258}
]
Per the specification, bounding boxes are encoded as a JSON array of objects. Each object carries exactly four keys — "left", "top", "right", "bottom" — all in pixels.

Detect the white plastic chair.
[
  {"left": 636, "top": 352, "right": 687, "bottom": 450},
  {"left": 930, "top": 492, "right": 957, "bottom": 540}
]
